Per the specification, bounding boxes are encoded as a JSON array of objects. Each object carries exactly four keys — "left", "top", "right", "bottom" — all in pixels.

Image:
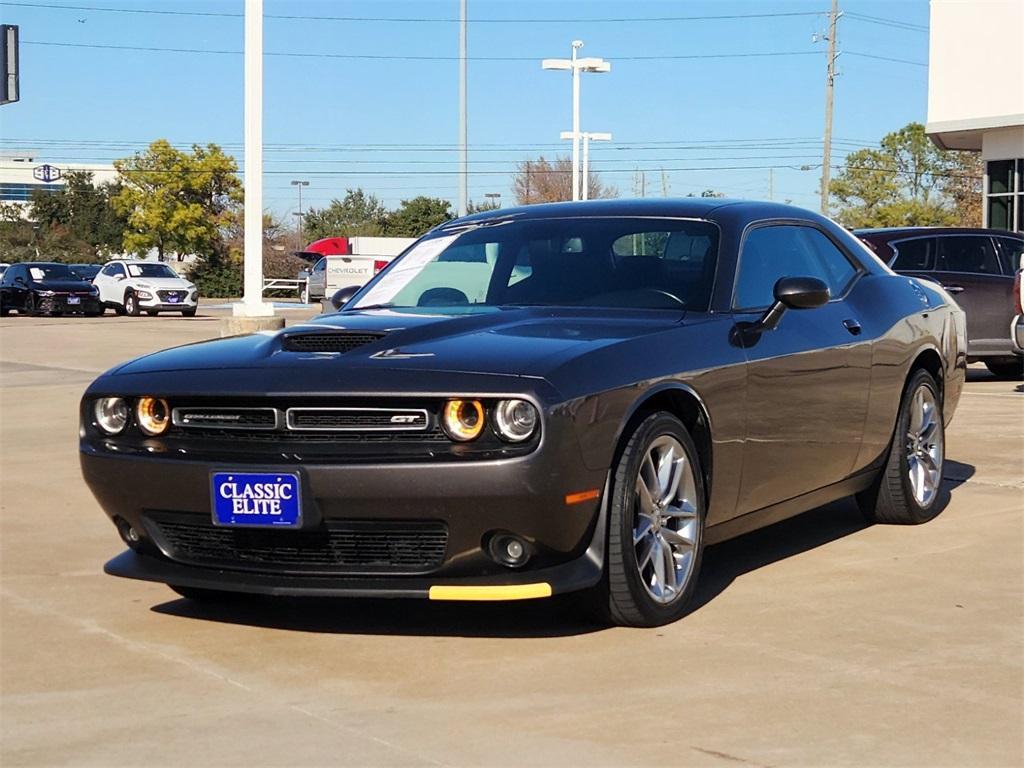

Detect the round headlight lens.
[
  {"left": 94, "top": 397, "right": 129, "bottom": 435},
  {"left": 493, "top": 399, "right": 539, "bottom": 442},
  {"left": 442, "top": 399, "right": 485, "bottom": 441},
  {"left": 135, "top": 396, "right": 170, "bottom": 435}
]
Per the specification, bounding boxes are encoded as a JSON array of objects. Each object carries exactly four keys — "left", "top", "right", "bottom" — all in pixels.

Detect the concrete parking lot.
[{"left": 1, "top": 309, "right": 1021, "bottom": 767}]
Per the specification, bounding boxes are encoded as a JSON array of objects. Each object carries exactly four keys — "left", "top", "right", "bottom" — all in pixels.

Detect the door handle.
[
  {"left": 843, "top": 318, "right": 862, "bottom": 335},
  {"left": 942, "top": 284, "right": 965, "bottom": 294}
]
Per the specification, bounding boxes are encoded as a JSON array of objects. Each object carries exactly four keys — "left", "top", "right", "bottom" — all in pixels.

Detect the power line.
[
  {"left": 844, "top": 51, "right": 927, "bottom": 68},
  {"left": 844, "top": 12, "right": 928, "bottom": 32},
  {"left": 1, "top": 2, "right": 827, "bottom": 24},
  {"left": 21, "top": 39, "right": 834, "bottom": 63}
]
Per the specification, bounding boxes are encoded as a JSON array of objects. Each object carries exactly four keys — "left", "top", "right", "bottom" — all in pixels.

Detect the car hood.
[
  {"left": 33, "top": 280, "right": 95, "bottom": 292},
  {"left": 104, "top": 307, "right": 689, "bottom": 387},
  {"left": 130, "top": 277, "right": 193, "bottom": 289}
]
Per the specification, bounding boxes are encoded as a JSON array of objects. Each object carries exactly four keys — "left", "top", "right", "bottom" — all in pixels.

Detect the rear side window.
[
  {"left": 994, "top": 237, "right": 1023, "bottom": 275},
  {"left": 734, "top": 225, "right": 858, "bottom": 309},
  {"left": 891, "top": 238, "right": 934, "bottom": 271},
  {"left": 936, "top": 236, "right": 1000, "bottom": 274}
]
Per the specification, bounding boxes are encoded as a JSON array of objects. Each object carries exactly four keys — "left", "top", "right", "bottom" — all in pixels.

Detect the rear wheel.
[
  {"left": 858, "top": 369, "right": 945, "bottom": 524},
  {"left": 124, "top": 292, "right": 139, "bottom": 316},
  {"left": 181, "top": 307, "right": 197, "bottom": 317},
  {"left": 984, "top": 359, "right": 1023, "bottom": 380},
  {"left": 598, "top": 412, "right": 706, "bottom": 627}
]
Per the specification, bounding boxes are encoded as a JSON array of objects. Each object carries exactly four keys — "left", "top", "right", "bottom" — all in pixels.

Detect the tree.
[
  {"left": 467, "top": 198, "right": 500, "bottom": 213},
  {"left": 28, "top": 171, "right": 127, "bottom": 258},
  {"left": 190, "top": 211, "right": 302, "bottom": 297},
  {"left": 943, "top": 151, "right": 984, "bottom": 228},
  {"left": 384, "top": 196, "right": 452, "bottom": 237},
  {"left": 830, "top": 122, "right": 980, "bottom": 228},
  {"left": 302, "top": 189, "right": 387, "bottom": 242},
  {"left": 512, "top": 156, "right": 617, "bottom": 204},
  {"left": 113, "top": 139, "right": 242, "bottom": 260}
]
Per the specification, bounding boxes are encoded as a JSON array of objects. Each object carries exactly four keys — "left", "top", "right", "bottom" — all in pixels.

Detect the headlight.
[
  {"left": 135, "top": 396, "right": 170, "bottom": 435},
  {"left": 94, "top": 397, "right": 129, "bottom": 434},
  {"left": 37, "top": 290, "right": 55, "bottom": 297},
  {"left": 136, "top": 290, "right": 153, "bottom": 300},
  {"left": 442, "top": 399, "right": 484, "bottom": 441},
  {"left": 493, "top": 399, "right": 539, "bottom": 442}
]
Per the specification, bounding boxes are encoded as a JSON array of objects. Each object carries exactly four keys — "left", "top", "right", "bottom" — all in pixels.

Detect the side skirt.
[{"left": 705, "top": 468, "right": 878, "bottom": 546}]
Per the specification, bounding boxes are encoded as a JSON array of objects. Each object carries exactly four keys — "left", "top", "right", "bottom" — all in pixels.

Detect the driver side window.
[
  {"left": 735, "top": 224, "right": 857, "bottom": 309},
  {"left": 313, "top": 258, "right": 326, "bottom": 274}
]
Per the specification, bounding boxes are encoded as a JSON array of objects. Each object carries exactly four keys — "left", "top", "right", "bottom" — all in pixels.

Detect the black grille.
[
  {"left": 157, "top": 290, "right": 189, "bottom": 301},
  {"left": 173, "top": 407, "right": 278, "bottom": 430},
  {"left": 146, "top": 513, "right": 448, "bottom": 574},
  {"left": 286, "top": 408, "right": 428, "bottom": 431},
  {"left": 281, "top": 332, "right": 385, "bottom": 353}
]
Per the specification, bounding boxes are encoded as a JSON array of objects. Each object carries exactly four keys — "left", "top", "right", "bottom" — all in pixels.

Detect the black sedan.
[
  {"left": 1, "top": 262, "right": 102, "bottom": 316},
  {"left": 81, "top": 200, "right": 965, "bottom": 626}
]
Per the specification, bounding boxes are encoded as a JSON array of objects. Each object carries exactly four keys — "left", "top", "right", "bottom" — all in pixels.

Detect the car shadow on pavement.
[{"left": 151, "top": 460, "right": 976, "bottom": 637}]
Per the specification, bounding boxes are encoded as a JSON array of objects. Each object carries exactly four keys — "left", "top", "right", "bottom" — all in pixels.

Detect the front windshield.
[
  {"left": 127, "top": 263, "right": 178, "bottom": 279},
  {"left": 28, "top": 264, "right": 73, "bottom": 281},
  {"left": 350, "top": 217, "right": 719, "bottom": 312}
]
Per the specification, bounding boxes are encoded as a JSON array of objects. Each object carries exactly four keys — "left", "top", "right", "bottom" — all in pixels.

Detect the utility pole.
[
  {"left": 457, "top": 0, "right": 468, "bottom": 217},
  {"left": 542, "top": 42, "right": 610, "bottom": 201},
  {"left": 661, "top": 169, "right": 669, "bottom": 197},
  {"left": 290, "top": 179, "right": 308, "bottom": 249},
  {"left": 820, "top": 0, "right": 840, "bottom": 215}
]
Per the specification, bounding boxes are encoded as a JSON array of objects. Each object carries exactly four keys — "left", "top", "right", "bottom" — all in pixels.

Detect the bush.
[{"left": 189, "top": 250, "right": 243, "bottom": 298}]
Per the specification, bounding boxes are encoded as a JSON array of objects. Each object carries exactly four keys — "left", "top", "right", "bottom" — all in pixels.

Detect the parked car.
[
  {"left": 69, "top": 263, "right": 102, "bottom": 282},
  {"left": 0, "top": 262, "right": 9, "bottom": 279},
  {"left": 856, "top": 227, "right": 1024, "bottom": 378},
  {"left": 0, "top": 262, "right": 101, "bottom": 316},
  {"left": 92, "top": 260, "right": 198, "bottom": 317},
  {"left": 82, "top": 199, "right": 965, "bottom": 627}
]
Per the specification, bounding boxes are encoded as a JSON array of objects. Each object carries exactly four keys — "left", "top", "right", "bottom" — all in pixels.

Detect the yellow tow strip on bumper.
[{"left": 428, "top": 583, "right": 553, "bottom": 601}]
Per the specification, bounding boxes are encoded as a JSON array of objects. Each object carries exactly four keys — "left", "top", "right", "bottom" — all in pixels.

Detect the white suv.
[{"left": 93, "top": 260, "right": 199, "bottom": 317}]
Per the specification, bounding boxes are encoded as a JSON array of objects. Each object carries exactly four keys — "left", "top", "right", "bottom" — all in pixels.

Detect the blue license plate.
[
  {"left": 167, "top": 295, "right": 180, "bottom": 303},
  {"left": 211, "top": 472, "right": 301, "bottom": 527},
  {"left": 67, "top": 296, "right": 81, "bottom": 305}
]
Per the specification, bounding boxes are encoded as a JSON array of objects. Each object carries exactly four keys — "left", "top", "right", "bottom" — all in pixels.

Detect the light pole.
[
  {"left": 542, "top": 41, "right": 610, "bottom": 201},
  {"left": 562, "top": 130, "right": 611, "bottom": 200},
  {"left": 457, "top": 0, "right": 468, "bottom": 216},
  {"left": 290, "top": 179, "right": 309, "bottom": 248}
]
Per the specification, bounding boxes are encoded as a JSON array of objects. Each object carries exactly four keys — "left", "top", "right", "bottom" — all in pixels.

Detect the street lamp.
[
  {"left": 542, "top": 40, "right": 610, "bottom": 201},
  {"left": 290, "top": 179, "right": 309, "bottom": 248},
  {"left": 561, "top": 130, "right": 611, "bottom": 200}
]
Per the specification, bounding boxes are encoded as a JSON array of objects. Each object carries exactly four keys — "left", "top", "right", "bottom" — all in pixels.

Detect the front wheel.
[
  {"left": 124, "top": 292, "right": 139, "bottom": 316},
  {"left": 858, "top": 369, "right": 945, "bottom": 525},
  {"left": 598, "top": 412, "right": 706, "bottom": 627},
  {"left": 181, "top": 307, "right": 197, "bottom": 317}
]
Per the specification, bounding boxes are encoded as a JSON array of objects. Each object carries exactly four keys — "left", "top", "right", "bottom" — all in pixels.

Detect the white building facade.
[
  {"left": 0, "top": 153, "right": 119, "bottom": 214},
  {"left": 926, "top": 0, "right": 1023, "bottom": 232}
]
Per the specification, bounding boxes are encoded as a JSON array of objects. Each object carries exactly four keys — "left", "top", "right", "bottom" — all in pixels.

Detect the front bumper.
[
  {"left": 82, "top": 436, "right": 609, "bottom": 600},
  {"left": 38, "top": 296, "right": 101, "bottom": 314}
]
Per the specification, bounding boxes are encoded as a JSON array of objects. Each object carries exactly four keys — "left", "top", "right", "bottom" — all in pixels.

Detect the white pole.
[
  {"left": 582, "top": 133, "right": 590, "bottom": 201},
  {"left": 457, "top": 0, "right": 468, "bottom": 216},
  {"left": 571, "top": 41, "right": 582, "bottom": 202},
  {"left": 237, "top": 0, "right": 271, "bottom": 317}
]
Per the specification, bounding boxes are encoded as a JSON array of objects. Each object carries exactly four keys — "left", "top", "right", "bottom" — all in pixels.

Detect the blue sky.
[{"left": 0, "top": 0, "right": 930, "bottom": 222}]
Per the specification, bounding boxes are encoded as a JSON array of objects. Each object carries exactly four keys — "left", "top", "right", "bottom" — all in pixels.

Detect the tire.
[
  {"left": 983, "top": 359, "right": 1023, "bottom": 380},
  {"left": 123, "top": 292, "right": 139, "bottom": 316},
  {"left": 858, "top": 369, "right": 945, "bottom": 525},
  {"left": 146, "top": 310, "right": 158, "bottom": 316},
  {"left": 113, "top": 302, "right": 126, "bottom": 316},
  {"left": 169, "top": 585, "right": 256, "bottom": 603},
  {"left": 23, "top": 293, "right": 37, "bottom": 316},
  {"left": 598, "top": 412, "right": 707, "bottom": 627},
  {"left": 0, "top": 299, "right": 8, "bottom": 317},
  {"left": 181, "top": 307, "right": 197, "bottom": 317}
]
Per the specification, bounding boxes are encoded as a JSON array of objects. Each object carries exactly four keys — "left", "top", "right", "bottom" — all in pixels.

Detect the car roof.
[
  {"left": 855, "top": 227, "right": 1023, "bottom": 239},
  {"left": 439, "top": 198, "right": 827, "bottom": 229}
]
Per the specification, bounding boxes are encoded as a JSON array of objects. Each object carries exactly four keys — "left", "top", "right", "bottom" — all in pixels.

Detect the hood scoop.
[{"left": 280, "top": 330, "right": 387, "bottom": 354}]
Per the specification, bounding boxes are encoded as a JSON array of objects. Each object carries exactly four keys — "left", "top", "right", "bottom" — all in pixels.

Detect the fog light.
[
  {"left": 488, "top": 533, "right": 530, "bottom": 568},
  {"left": 115, "top": 517, "right": 141, "bottom": 547}
]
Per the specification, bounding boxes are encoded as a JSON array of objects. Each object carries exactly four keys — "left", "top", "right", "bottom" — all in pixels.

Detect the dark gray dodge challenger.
[{"left": 81, "top": 199, "right": 966, "bottom": 626}]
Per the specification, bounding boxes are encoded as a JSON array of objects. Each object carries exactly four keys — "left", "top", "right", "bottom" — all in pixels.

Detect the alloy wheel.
[
  {"left": 632, "top": 435, "right": 700, "bottom": 604},
  {"left": 905, "top": 385, "right": 943, "bottom": 508}
]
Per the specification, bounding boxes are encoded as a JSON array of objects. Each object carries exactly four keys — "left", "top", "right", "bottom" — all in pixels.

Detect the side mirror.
[
  {"left": 755, "top": 276, "right": 830, "bottom": 333},
  {"left": 115, "top": 274, "right": 125, "bottom": 281},
  {"left": 329, "top": 285, "right": 362, "bottom": 311}
]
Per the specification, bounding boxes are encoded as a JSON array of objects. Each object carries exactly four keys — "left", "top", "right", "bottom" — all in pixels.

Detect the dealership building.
[
  {"left": 926, "top": 0, "right": 1023, "bottom": 232},
  {"left": 0, "top": 153, "right": 119, "bottom": 214}
]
